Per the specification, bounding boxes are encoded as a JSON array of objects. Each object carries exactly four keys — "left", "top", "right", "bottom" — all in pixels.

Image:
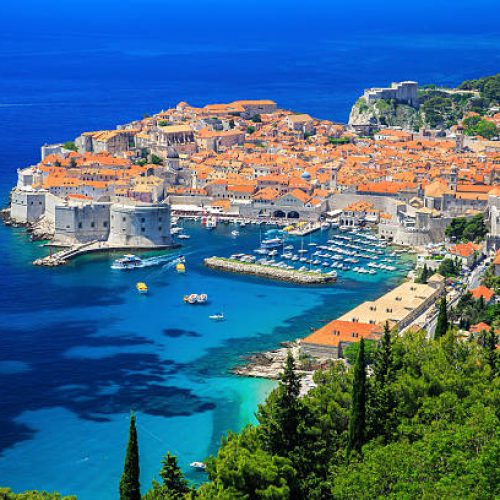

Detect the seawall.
[{"left": 204, "top": 257, "right": 336, "bottom": 284}]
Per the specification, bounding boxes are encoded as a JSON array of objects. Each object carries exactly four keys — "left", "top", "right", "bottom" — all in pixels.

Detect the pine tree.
[
  {"left": 159, "top": 452, "right": 189, "bottom": 497},
  {"left": 348, "top": 338, "right": 367, "bottom": 455},
  {"left": 120, "top": 412, "right": 141, "bottom": 500},
  {"left": 434, "top": 296, "right": 448, "bottom": 339},
  {"left": 257, "top": 350, "right": 302, "bottom": 455}
]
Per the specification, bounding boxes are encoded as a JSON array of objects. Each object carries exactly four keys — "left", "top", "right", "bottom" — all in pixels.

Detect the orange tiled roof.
[
  {"left": 470, "top": 286, "right": 494, "bottom": 302},
  {"left": 302, "top": 320, "right": 382, "bottom": 348}
]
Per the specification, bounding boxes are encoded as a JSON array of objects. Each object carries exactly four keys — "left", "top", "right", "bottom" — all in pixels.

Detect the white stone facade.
[{"left": 108, "top": 204, "right": 172, "bottom": 247}]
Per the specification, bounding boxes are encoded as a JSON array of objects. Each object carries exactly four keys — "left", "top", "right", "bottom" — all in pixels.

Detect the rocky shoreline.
[
  {"left": 204, "top": 257, "right": 336, "bottom": 284},
  {"left": 1, "top": 208, "right": 54, "bottom": 241},
  {"left": 231, "top": 342, "right": 333, "bottom": 396}
]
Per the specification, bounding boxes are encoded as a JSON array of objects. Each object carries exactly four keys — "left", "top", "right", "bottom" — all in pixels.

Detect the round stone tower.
[{"left": 108, "top": 203, "right": 172, "bottom": 247}]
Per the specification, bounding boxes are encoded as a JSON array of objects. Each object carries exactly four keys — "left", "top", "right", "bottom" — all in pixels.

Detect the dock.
[
  {"left": 204, "top": 257, "right": 336, "bottom": 284},
  {"left": 33, "top": 241, "right": 177, "bottom": 267},
  {"left": 287, "top": 222, "right": 321, "bottom": 236}
]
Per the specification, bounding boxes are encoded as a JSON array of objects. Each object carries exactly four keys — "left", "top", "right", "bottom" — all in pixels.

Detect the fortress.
[
  {"left": 10, "top": 170, "right": 172, "bottom": 249},
  {"left": 363, "top": 81, "right": 419, "bottom": 107}
]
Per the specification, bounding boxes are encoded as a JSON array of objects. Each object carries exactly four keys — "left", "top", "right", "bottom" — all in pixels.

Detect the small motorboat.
[
  {"left": 190, "top": 461, "right": 207, "bottom": 471},
  {"left": 184, "top": 294, "right": 198, "bottom": 304},
  {"left": 196, "top": 294, "right": 208, "bottom": 304},
  {"left": 177, "top": 234, "right": 190, "bottom": 239},
  {"left": 136, "top": 282, "right": 148, "bottom": 294},
  {"left": 176, "top": 262, "right": 186, "bottom": 273},
  {"left": 209, "top": 312, "right": 225, "bottom": 321},
  {"left": 231, "top": 230, "right": 240, "bottom": 237},
  {"left": 112, "top": 254, "right": 144, "bottom": 270}
]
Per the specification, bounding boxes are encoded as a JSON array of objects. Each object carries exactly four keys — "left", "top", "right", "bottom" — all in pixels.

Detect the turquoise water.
[
  {"left": 0, "top": 220, "right": 410, "bottom": 498},
  {"left": 0, "top": 0, "right": 496, "bottom": 496}
]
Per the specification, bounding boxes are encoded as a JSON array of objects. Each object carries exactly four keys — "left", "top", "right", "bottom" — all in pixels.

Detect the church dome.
[{"left": 301, "top": 171, "right": 311, "bottom": 180}]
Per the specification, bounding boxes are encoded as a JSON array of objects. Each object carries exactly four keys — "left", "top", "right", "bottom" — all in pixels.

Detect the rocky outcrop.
[
  {"left": 29, "top": 216, "right": 55, "bottom": 241},
  {"left": 348, "top": 97, "right": 421, "bottom": 132},
  {"left": 204, "top": 257, "right": 336, "bottom": 284}
]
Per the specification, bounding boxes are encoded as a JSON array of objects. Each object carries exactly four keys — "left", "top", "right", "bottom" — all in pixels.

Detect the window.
[
  {"left": 141, "top": 227, "right": 145, "bottom": 233},
  {"left": 158, "top": 226, "right": 162, "bottom": 231},
  {"left": 78, "top": 222, "right": 82, "bottom": 229},
  {"left": 90, "top": 222, "right": 95, "bottom": 228},
  {"left": 103, "top": 221, "right": 108, "bottom": 228},
  {"left": 141, "top": 218, "right": 145, "bottom": 223},
  {"left": 159, "top": 217, "right": 162, "bottom": 222},
  {"left": 122, "top": 217, "right": 126, "bottom": 222}
]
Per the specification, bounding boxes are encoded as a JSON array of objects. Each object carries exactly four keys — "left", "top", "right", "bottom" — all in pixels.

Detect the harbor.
[{"left": 0, "top": 210, "right": 412, "bottom": 497}]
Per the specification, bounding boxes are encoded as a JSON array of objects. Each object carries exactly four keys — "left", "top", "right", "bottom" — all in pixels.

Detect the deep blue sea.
[{"left": 0, "top": 0, "right": 498, "bottom": 497}]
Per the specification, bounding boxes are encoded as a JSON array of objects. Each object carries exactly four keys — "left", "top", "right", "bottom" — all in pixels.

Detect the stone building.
[
  {"left": 53, "top": 202, "right": 111, "bottom": 244},
  {"left": 364, "top": 81, "right": 419, "bottom": 107},
  {"left": 76, "top": 130, "right": 136, "bottom": 154}
]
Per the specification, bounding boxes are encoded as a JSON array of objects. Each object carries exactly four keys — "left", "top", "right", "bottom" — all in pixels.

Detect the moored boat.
[{"left": 136, "top": 282, "right": 148, "bottom": 294}]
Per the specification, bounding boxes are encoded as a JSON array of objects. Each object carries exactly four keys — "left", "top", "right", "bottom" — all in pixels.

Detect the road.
[{"left": 404, "top": 260, "right": 488, "bottom": 338}]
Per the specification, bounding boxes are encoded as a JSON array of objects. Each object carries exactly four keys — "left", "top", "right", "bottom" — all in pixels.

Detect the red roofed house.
[
  {"left": 447, "top": 242, "right": 482, "bottom": 267},
  {"left": 470, "top": 285, "right": 495, "bottom": 304},
  {"left": 469, "top": 322, "right": 491, "bottom": 334},
  {"left": 300, "top": 320, "right": 382, "bottom": 359}
]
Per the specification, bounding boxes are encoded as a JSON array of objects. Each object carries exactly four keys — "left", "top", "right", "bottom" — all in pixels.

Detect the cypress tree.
[
  {"left": 484, "top": 329, "right": 498, "bottom": 377},
  {"left": 370, "top": 322, "right": 395, "bottom": 441},
  {"left": 348, "top": 338, "right": 367, "bottom": 454},
  {"left": 434, "top": 296, "right": 448, "bottom": 339},
  {"left": 159, "top": 452, "right": 189, "bottom": 497},
  {"left": 120, "top": 411, "right": 141, "bottom": 500}
]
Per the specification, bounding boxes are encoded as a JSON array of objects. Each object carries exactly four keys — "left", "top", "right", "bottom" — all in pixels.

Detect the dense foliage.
[
  {"left": 446, "top": 214, "right": 488, "bottom": 242},
  {"left": 458, "top": 73, "right": 500, "bottom": 103},
  {"left": 199, "top": 329, "right": 499, "bottom": 499},
  {"left": 462, "top": 115, "right": 499, "bottom": 139}
]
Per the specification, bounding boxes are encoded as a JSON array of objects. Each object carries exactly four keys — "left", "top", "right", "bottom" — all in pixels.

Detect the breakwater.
[{"left": 204, "top": 257, "right": 336, "bottom": 284}]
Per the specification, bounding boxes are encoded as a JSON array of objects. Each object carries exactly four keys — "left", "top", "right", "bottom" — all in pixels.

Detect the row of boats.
[
  {"left": 247, "top": 228, "right": 403, "bottom": 276},
  {"left": 183, "top": 293, "right": 208, "bottom": 304}
]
